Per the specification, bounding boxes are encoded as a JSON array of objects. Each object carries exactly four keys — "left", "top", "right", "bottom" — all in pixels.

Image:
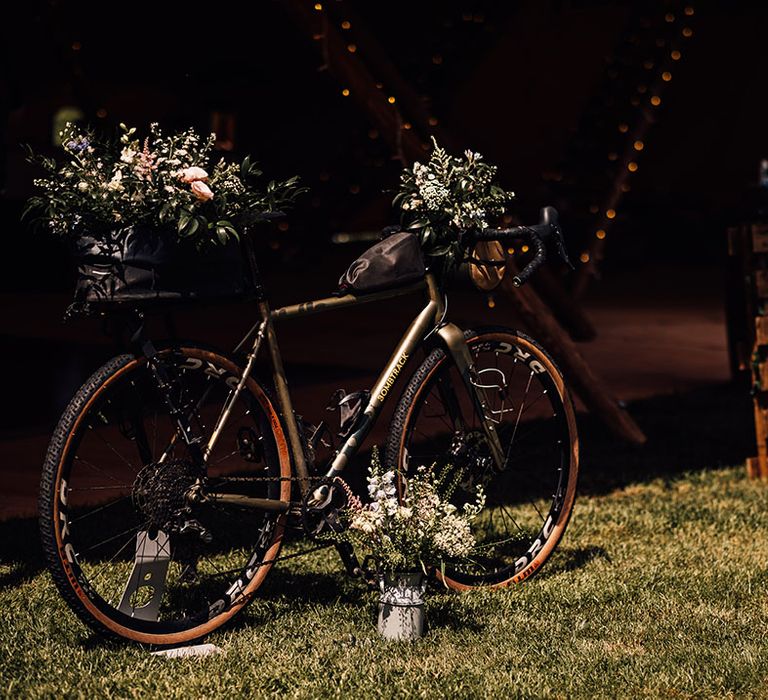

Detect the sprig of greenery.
[
  {"left": 24, "top": 122, "right": 307, "bottom": 247},
  {"left": 393, "top": 137, "right": 515, "bottom": 266}
]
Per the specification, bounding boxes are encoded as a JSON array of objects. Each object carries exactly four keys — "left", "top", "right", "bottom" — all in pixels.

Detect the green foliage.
[
  {"left": 24, "top": 122, "right": 307, "bottom": 248},
  {"left": 2, "top": 465, "right": 767, "bottom": 696},
  {"left": 394, "top": 137, "right": 515, "bottom": 266}
]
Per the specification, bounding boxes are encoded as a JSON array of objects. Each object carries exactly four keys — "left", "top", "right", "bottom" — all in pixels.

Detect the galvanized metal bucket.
[{"left": 377, "top": 572, "right": 427, "bottom": 641}]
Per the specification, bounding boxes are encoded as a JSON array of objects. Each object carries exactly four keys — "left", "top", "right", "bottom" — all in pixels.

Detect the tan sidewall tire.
[
  {"left": 46, "top": 348, "right": 291, "bottom": 646},
  {"left": 390, "top": 329, "right": 579, "bottom": 590}
]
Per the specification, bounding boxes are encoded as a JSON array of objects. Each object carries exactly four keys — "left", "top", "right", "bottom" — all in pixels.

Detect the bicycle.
[{"left": 38, "top": 206, "right": 579, "bottom": 646}]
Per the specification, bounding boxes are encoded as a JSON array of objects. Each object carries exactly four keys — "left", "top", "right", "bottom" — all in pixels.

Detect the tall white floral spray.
[
  {"left": 335, "top": 449, "right": 485, "bottom": 576},
  {"left": 393, "top": 137, "right": 515, "bottom": 267}
]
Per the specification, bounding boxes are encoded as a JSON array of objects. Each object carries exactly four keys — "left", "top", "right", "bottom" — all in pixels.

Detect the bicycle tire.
[
  {"left": 385, "top": 327, "right": 578, "bottom": 589},
  {"left": 39, "top": 346, "right": 291, "bottom": 646}
]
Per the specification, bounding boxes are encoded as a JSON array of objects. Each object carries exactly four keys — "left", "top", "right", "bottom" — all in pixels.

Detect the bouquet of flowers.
[
  {"left": 24, "top": 122, "right": 305, "bottom": 247},
  {"left": 392, "top": 138, "right": 515, "bottom": 264},
  {"left": 336, "top": 450, "right": 485, "bottom": 577}
]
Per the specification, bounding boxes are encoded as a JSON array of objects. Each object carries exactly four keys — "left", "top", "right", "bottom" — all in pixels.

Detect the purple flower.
[{"left": 66, "top": 138, "right": 90, "bottom": 154}]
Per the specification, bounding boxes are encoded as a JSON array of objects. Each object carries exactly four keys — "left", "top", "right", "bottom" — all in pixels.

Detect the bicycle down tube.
[{"left": 210, "top": 271, "right": 504, "bottom": 505}]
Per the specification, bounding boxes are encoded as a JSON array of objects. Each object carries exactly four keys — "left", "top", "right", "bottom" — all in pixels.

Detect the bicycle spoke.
[{"left": 74, "top": 454, "right": 132, "bottom": 487}]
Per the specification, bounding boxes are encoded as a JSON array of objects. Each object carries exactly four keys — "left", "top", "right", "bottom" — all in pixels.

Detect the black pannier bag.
[
  {"left": 337, "top": 231, "right": 425, "bottom": 295},
  {"left": 72, "top": 226, "right": 252, "bottom": 308}
]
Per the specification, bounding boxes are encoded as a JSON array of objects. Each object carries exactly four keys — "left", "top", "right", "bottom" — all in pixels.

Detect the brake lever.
[{"left": 552, "top": 225, "right": 574, "bottom": 270}]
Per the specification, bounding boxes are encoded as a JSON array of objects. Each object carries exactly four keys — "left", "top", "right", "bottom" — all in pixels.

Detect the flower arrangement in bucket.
[
  {"left": 333, "top": 450, "right": 485, "bottom": 641},
  {"left": 23, "top": 122, "right": 305, "bottom": 308}
]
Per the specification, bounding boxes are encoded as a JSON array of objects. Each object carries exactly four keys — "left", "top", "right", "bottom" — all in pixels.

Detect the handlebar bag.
[
  {"left": 338, "top": 231, "right": 425, "bottom": 295},
  {"left": 73, "top": 226, "right": 251, "bottom": 306}
]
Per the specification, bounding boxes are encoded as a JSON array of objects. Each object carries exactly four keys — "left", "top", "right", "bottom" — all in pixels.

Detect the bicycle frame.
[{"left": 202, "top": 270, "right": 505, "bottom": 506}]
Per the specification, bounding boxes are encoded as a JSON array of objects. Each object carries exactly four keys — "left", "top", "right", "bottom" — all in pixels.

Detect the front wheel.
[
  {"left": 385, "top": 327, "right": 579, "bottom": 589},
  {"left": 39, "top": 346, "right": 292, "bottom": 646}
]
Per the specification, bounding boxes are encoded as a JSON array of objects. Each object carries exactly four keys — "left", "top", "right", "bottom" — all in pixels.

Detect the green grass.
[{"left": 2, "top": 464, "right": 768, "bottom": 698}]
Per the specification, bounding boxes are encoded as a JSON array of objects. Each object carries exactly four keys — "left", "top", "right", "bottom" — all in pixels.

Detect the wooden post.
[
  {"left": 729, "top": 223, "right": 768, "bottom": 479},
  {"left": 500, "top": 273, "right": 646, "bottom": 445}
]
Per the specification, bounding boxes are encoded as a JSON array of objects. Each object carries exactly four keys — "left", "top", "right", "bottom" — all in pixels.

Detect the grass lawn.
[{"left": 1, "top": 464, "right": 767, "bottom": 698}]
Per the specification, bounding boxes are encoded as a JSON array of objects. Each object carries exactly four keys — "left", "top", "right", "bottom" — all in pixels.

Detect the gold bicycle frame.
[{"left": 205, "top": 271, "right": 504, "bottom": 505}]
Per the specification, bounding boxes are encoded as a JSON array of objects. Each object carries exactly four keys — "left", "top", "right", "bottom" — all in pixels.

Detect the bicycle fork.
[{"left": 436, "top": 324, "right": 505, "bottom": 471}]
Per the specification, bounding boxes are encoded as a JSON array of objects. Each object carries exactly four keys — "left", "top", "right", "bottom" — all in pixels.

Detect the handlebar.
[{"left": 467, "top": 206, "right": 573, "bottom": 287}]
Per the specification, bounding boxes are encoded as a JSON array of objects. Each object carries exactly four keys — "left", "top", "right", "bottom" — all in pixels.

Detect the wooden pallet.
[{"left": 727, "top": 222, "right": 768, "bottom": 479}]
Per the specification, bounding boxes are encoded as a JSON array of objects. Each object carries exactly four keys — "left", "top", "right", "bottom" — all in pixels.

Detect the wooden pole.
[
  {"left": 532, "top": 266, "right": 597, "bottom": 341},
  {"left": 281, "top": 2, "right": 426, "bottom": 165},
  {"left": 572, "top": 7, "right": 693, "bottom": 299},
  {"left": 283, "top": 1, "right": 644, "bottom": 444},
  {"left": 500, "top": 273, "right": 647, "bottom": 445}
]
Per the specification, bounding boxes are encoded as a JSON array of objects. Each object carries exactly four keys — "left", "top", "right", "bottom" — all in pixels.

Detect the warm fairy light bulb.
[
  {"left": 387, "top": 96, "right": 396, "bottom": 104},
  {"left": 643, "top": 60, "right": 654, "bottom": 70},
  {"left": 403, "top": 122, "right": 412, "bottom": 130},
  {"left": 580, "top": 252, "right": 590, "bottom": 263},
  {"left": 685, "top": 6, "right": 694, "bottom": 15},
  {"left": 428, "top": 117, "right": 439, "bottom": 126},
  {"left": 487, "top": 296, "right": 496, "bottom": 309},
  {"left": 507, "top": 247, "right": 515, "bottom": 255},
  {"left": 341, "top": 20, "right": 351, "bottom": 29},
  {"left": 619, "top": 123, "right": 629, "bottom": 133},
  {"left": 662, "top": 71, "right": 672, "bottom": 81},
  {"left": 342, "top": 88, "right": 350, "bottom": 97},
  {"left": 590, "top": 204, "right": 599, "bottom": 214},
  {"left": 628, "top": 162, "right": 638, "bottom": 172},
  {"left": 650, "top": 96, "right": 661, "bottom": 106},
  {"left": 314, "top": 2, "right": 322, "bottom": 10},
  {"left": 349, "top": 184, "right": 360, "bottom": 194},
  {"left": 347, "top": 44, "right": 357, "bottom": 53},
  {"left": 596, "top": 229, "right": 606, "bottom": 240},
  {"left": 671, "top": 50, "right": 682, "bottom": 60},
  {"left": 71, "top": 41, "right": 82, "bottom": 51},
  {"left": 682, "top": 27, "right": 693, "bottom": 37},
  {"left": 608, "top": 152, "right": 618, "bottom": 161},
  {"left": 521, "top": 245, "right": 530, "bottom": 253},
  {"left": 637, "top": 84, "right": 648, "bottom": 94},
  {"left": 665, "top": 13, "right": 675, "bottom": 22},
  {"left": 606, "top": 209, "right": 616, "bottom": 219},
  {"left": 634, "top": 140, "right": 644, "bottom": 151}
]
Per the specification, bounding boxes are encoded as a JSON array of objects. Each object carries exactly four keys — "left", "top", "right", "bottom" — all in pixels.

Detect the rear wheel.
[
  {"left": 39, "top": 346, "right": 291, "bottom": 646},
  {"left": 385, "top": 327, "right": 578, "bottom": 589}
]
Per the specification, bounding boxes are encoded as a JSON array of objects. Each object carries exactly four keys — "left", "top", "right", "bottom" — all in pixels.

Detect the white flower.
[
  {"left": 77, "top": 182, "right": 88, "bottom": 192},
  {"left": 120, "top": 147, "right": 136, "bottom": 164},
  {"left": 190, "top": 180, "right": 213, "bottom": 201},
  {"left": 107, "top": 170, "right": 123, "bottom": 191},
  {"left": 179, "top": 166, "right": 208, "bottom": 183}
]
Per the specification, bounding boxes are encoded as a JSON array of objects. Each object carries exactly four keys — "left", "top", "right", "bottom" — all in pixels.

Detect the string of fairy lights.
[
  {"left": 572, "top": 4, "right": 695, "bottom": 295},
  {"left": 309, "top": 2, "right": 495, "bottom": 216}
]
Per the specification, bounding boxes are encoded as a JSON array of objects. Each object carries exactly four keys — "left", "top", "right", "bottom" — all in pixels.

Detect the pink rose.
[
  {"left": 179, "top": 166, "right": 209, "bottom": 183},
  {"left": 190, "top": 180, "right": 214, "bottom": 201}
]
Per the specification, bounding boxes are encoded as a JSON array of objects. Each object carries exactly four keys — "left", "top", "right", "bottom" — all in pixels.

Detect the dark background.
[
  {"left": 4, "top": 0, "right": 768, "bottom": 284},
  {"left": 0, "top": 0, "right": 761, "bottom": 516}
]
